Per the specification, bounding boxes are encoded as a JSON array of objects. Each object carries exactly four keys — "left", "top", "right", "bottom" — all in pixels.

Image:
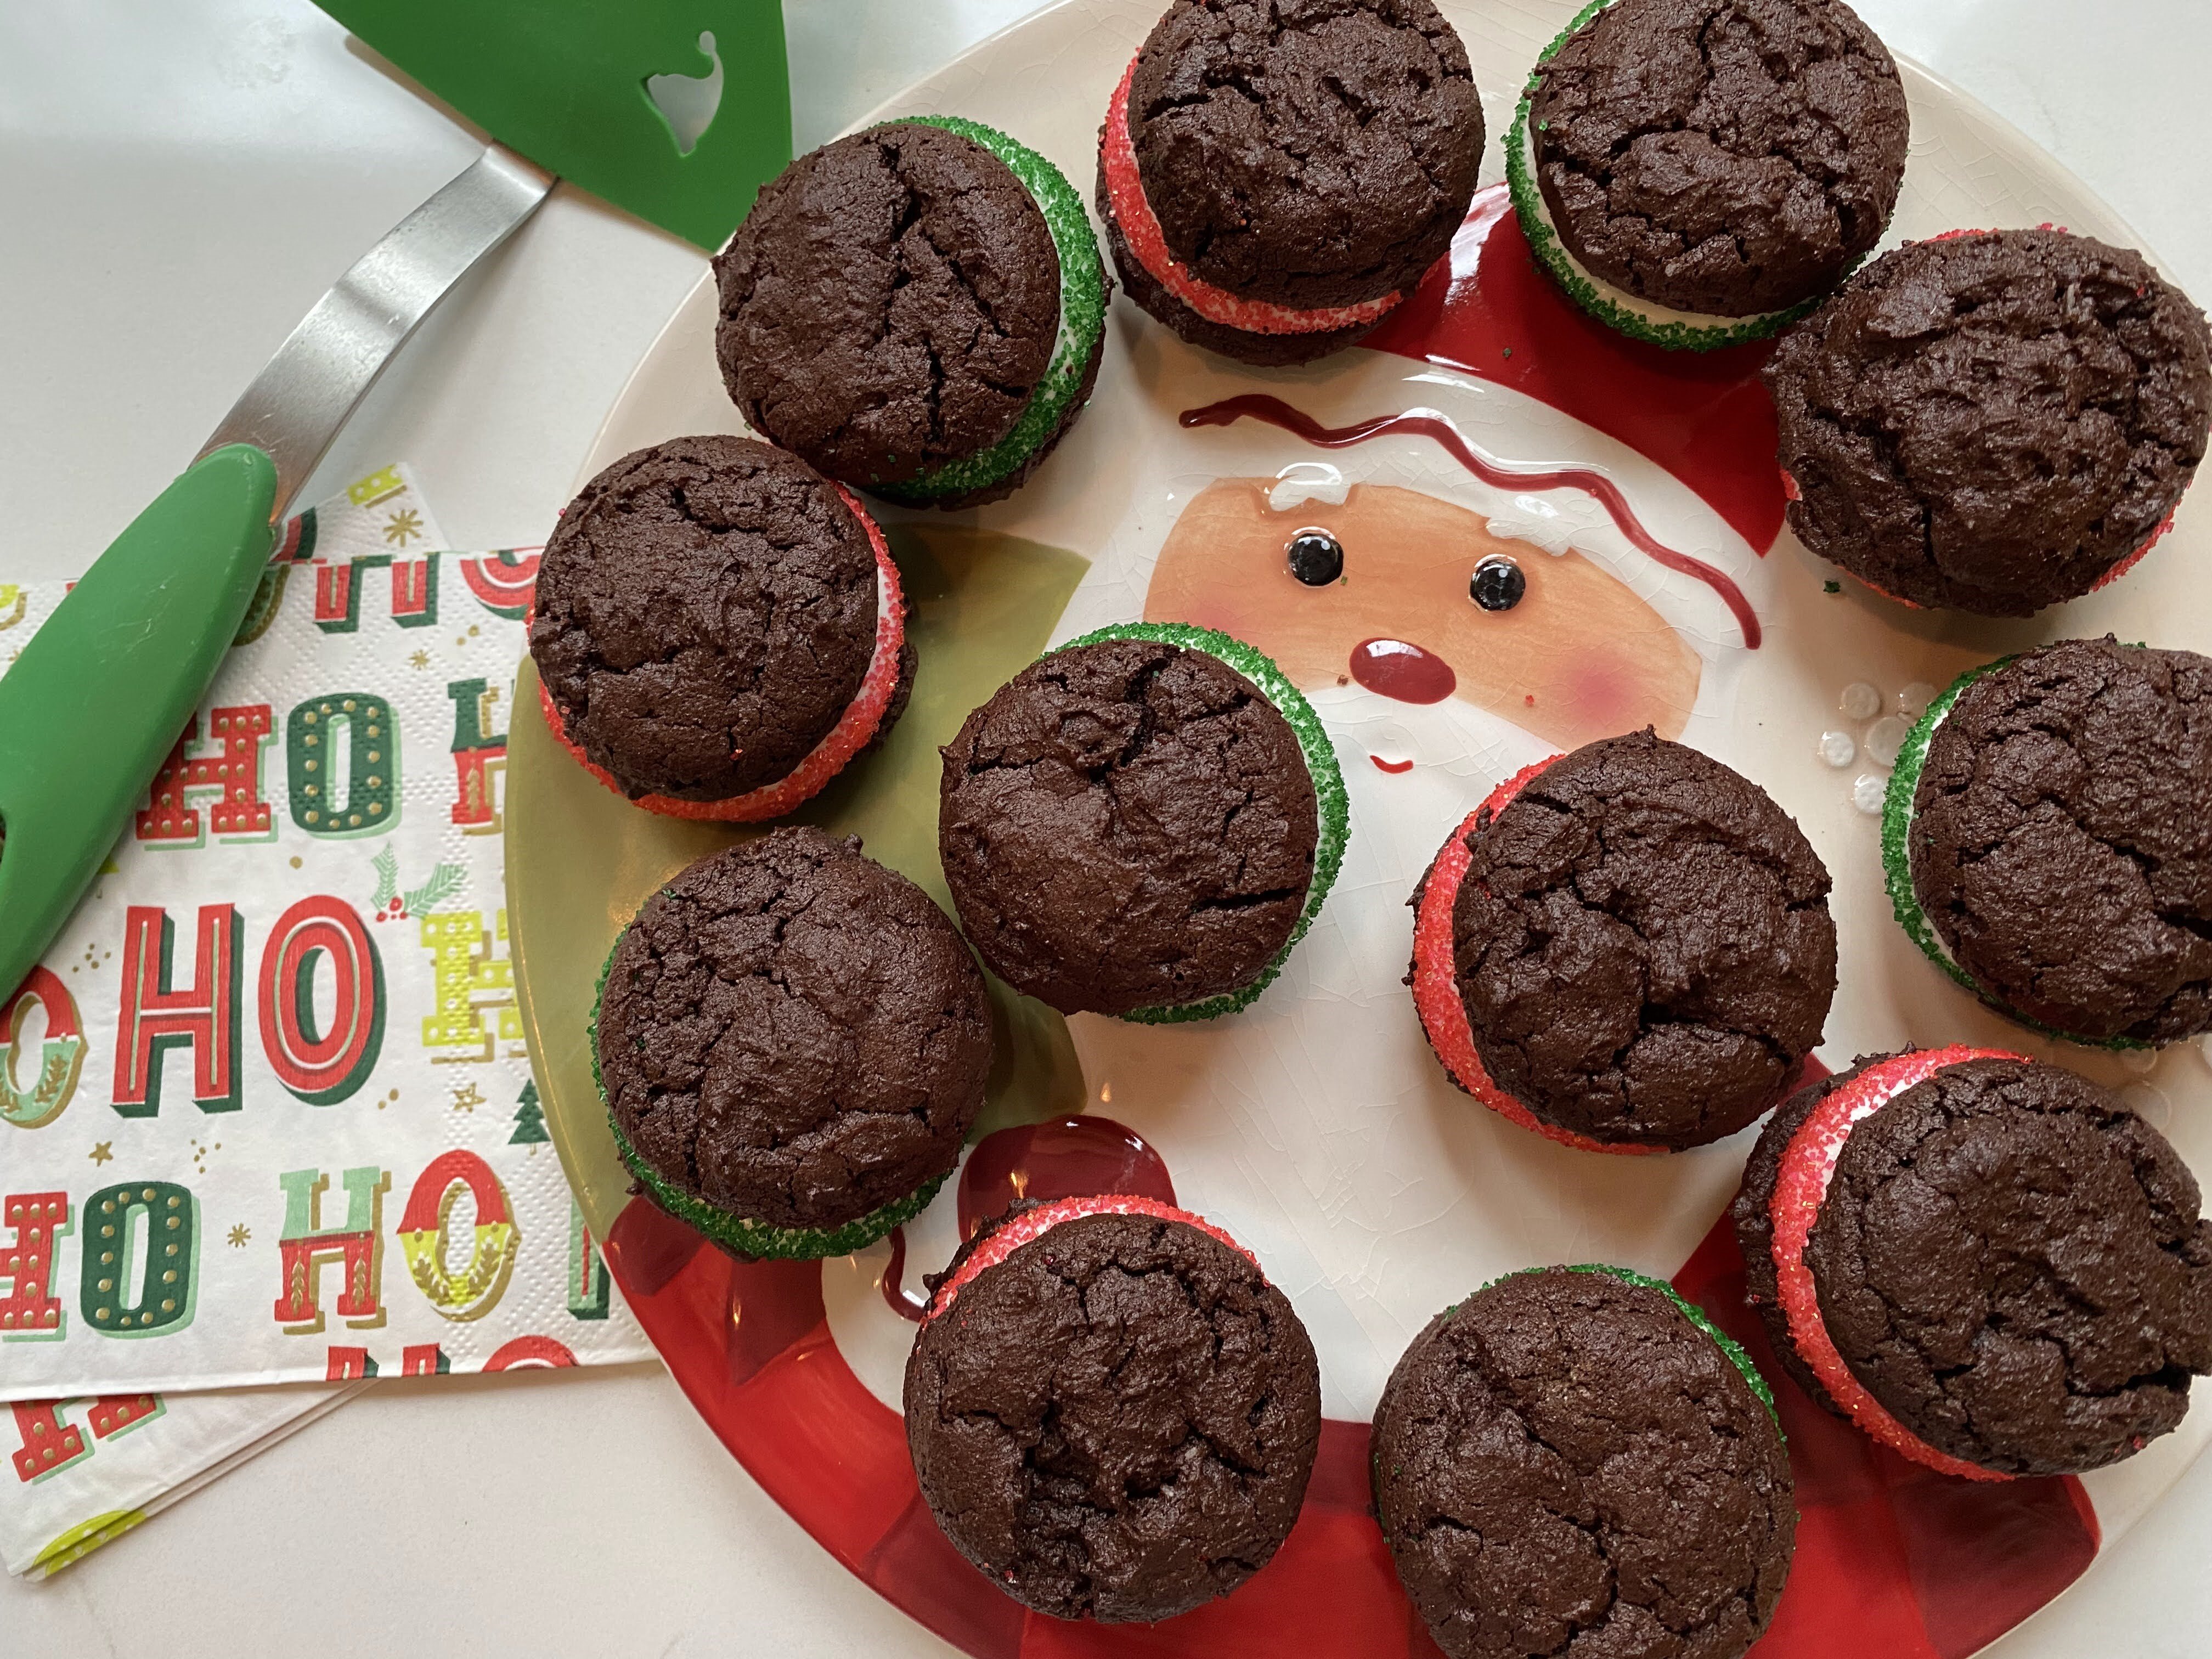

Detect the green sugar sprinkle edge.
[
  {"left": 591, "top": 928, "right": 950, "bottom": 1260},
  {"left": 1464, "top": 1263, "right": 1782, "bottom": 1431},
  {"left": 870, "top": 116, "right": 1107, "bottom": 505},
  {"left": 1882, "top": 657, "right": 2147, "bottom": 1053},
  {"left": 1053, "top": 622, "right": 1351, "bottom": 1024},
  {"left": 1504, "top": 0, "right": 1833, "bottom": 353}
]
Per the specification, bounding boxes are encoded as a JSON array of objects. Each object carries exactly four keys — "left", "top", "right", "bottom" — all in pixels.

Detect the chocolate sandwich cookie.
[
  {"left": 1734, "top": 1049, "right": 2212, "bottom": 1477},
  {"left": 1888, "top": 639, "right": 2212, "bottom": 1047},
  {"left": 593, "top": 828, "right": 993, "bottom": 1260},
  {"left": 904, "top": 1195, "right": 1322, "bottom": 1623},
  {"left": 1373, "top": 1265, "right": 1795, "bottom": 1659},
  {"left": 939, "top": 623, "right": 1348, "bottom": 1021},
  {"left": 1409, "top": 731, "right": 1836, "bottom": 1152},
  {"left": 1769, "top": 228, "right": 2212, "bottom": 613},
  {"left": 714, "top": 117, "right": 1108, "bottom": 509},
  {"left": 1097, "top": 0, "right": 1484, "bottom": 366},
  {"left": 529, "top": 435, "right": 912, "bottom": 822},
  {"left": 1509, "top": 0, "right": 1908, "bottom": 349}
]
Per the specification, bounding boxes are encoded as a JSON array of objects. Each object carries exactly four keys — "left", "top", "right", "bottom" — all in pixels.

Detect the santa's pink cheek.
[
  {"left": 1560, "top": 663, "right": 1641, "bottom": 729},
  {"left": 1350, "top": 637, "right": 1455, "bottom": 704}
]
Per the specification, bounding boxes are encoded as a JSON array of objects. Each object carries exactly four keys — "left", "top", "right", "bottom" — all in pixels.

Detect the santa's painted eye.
[
  {"left": 1470, "top": 555, "right": 1526, "bottom": 612},
  {"left": 1286, "top": 529, "right": 1344, "bottom": 586}
]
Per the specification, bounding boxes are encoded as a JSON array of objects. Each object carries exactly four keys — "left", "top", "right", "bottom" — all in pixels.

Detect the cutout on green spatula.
[
  {"left": 643, "top": 30, "right": 724, "bottom": 156},
  {"left": 313, "top": 0, "right": 791, "bottom": 250}
]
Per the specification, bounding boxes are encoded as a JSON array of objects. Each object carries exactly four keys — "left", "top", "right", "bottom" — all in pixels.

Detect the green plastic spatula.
[
  {"left": 0, "top": 2, "right": 791, "bottom": 1002},
  {"left": 315, "top": 0, "right": 793, "bottom": 253}
]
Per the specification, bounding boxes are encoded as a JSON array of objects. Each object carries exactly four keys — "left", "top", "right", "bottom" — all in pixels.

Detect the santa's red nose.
[{"left": 1350, "top": 637, "right": 1455, "bottom": 704}]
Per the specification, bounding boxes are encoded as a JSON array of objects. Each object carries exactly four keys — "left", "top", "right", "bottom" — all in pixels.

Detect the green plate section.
[
  {"left": 1055, "top": 622, "right": 1352, "bottom": 1024},
  {"left": 512, "top": 524, "right": 1092, "bottom": 1250},
  {"left": 312, "top": 0, "right": 790, "bottom": 252},
  {"left": 870, "top": 116, "right": 1108, "bottom": 507},
  {"left": 1882, "top": 656, "right": 2145, "bottom": 1052},
  {"left": 1504, "top": 0, "right": 1825, "bottom": 352}
]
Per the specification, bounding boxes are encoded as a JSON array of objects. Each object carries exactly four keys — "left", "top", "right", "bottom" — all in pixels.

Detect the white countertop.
[{"left": 3, "top": 2, "right": 2209, "bottom": 1653}]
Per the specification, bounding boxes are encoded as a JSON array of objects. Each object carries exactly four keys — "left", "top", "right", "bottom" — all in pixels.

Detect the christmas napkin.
[
  {"left": 0, "top": 464, "right": 650, "bottom": 1571},
  {"left": 3, "top": 1379, "right": 364, "bottom": 1577}
]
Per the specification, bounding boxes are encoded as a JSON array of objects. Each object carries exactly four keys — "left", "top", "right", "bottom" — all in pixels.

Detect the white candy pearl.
[
  {"left": 1865, "top": 716, "right": 1911, "bottom": 768},
  {"left": 1896, "top": 681, "right": 1938, "bottom": 719}
]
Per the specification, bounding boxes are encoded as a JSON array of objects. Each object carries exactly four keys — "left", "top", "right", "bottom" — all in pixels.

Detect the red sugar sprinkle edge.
[
  {"left": 1102, "top": 55, "right": 1402, "bottom": 337},
  {"left": 1410, "top": 759, "right": 1664, "bottom": 1157},
  {"left": 921, "top": 1194, "right": 1261, "bottom": 1326},
  {"left": 539, "top": 487, "right": 906, "bottom": 822},
  {"left": 1769, "top": 1044, "right": 2029, "bottom": 1481},
  {"left": 2092, "top": 512, "right": 2174, "bottom": 591},
  {"left": 1923, "top": 224, "right": 2069, "bottom": 244}
]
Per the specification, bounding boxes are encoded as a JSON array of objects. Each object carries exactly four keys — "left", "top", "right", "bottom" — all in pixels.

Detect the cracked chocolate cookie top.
[
  {"left": 529, "top": 436, "right": 882, "bottom": 802},
  {"left": 1768, "top": 229, "right": 2212, "bottom": 614},
  {"left": 1528, "top": 0, "right": 1908, "bottom": 319},
  {"left": 1450, "top": 730, "right": 1836, "bottom": 1149},
  {"left": 1910, "top": 639, "right": 2212, "bottom": 1044},
  {"left": 712, "top": 122, "right": 1062, "bottom": 492},
  {"left": 1373, "top": 1267, "right": 1796, "bottom": 1659},
  {"left": 595, "top": 827, "right": 992, "bottom": 1233},
  {"left": 938, "top": 637, "right": 1320, "bottom": 1016},
  {"left": 1805, "top": 1057, "right": 2212, "bottom": 1474},
  {"left": 1126, "top": 0, "right": 1484, "bottom": 310},
  {"left": 903, "top": 1203, "right": 1321, "bottom": 1622}
]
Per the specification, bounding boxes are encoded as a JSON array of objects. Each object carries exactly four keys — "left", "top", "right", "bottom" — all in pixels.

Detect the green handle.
[{"left": 0, "top": 444, "right": 279, "bottom": 1002}]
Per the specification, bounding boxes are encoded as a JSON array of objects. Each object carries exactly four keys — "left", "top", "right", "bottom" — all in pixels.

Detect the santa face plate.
[{"left": 511, "top": 2, "right": 2212, "bottom": 1655}]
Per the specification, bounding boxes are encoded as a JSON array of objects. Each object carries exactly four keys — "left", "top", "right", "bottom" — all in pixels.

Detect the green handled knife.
[
  {"left": 0, "top": 149, "right": 552, "bottom": 1005},
  {"left": 0, "top": 1, "right": 792, "bottom": 1002}
]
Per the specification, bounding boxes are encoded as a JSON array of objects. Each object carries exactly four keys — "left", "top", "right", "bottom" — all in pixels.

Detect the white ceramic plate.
[{"left": 546, "top": 0, "right": 2212, "bottom": 1606}]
